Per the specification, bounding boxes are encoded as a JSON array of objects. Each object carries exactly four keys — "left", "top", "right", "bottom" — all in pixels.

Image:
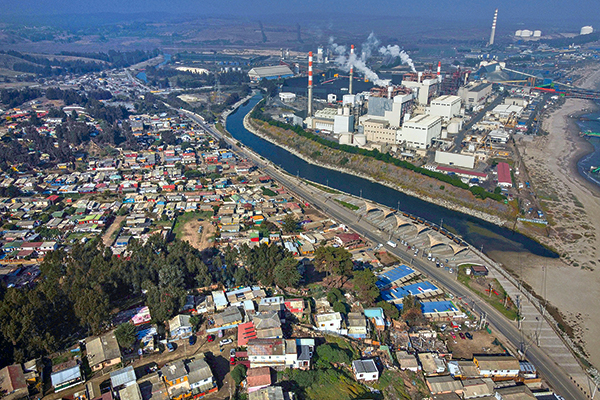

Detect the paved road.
[
  {"left": 452, "top": 94, "right": 504, "bottom": 152},
  {"left": 181, "top": 106, "right": 588, "bottom": 400}
]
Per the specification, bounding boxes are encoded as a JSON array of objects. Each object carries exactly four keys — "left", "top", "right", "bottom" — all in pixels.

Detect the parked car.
[
  {"left": 230, "top": 356, "right": 236, "bottom": 365},
  {"left": 230, "top": 348, "right": 236, "bottom": 357},
  {"left": 459, "top": 332, "right": 465, "bottom": 340},
  {"left": 207, "top": 335, "right": 215, "bottom": 342},
  {"left": 219, "top": 338, "right": 233, "bottom": 346},
  {"left": 465, "top": 332, "right": 473, "bottom": 340},
  {"left": 451, "top": 332, "right": 456, "bottom": 339},
  {"left": 189, "top": 335, "right": 197, "bottom": 346},
  {"left": 166, "top": 342, "right": 175, "bottom": 352}
]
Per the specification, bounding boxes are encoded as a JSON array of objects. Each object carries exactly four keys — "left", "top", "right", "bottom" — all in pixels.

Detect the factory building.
[
  {"left": 457, "top": 83, "right": 493, "bottom": 108},
  {"left": 362, "top": 118, "right": 399, "bottom": 144},
  {"left": 434, "top": 151, "right": 475, "bottom": 169},
  {"left": 248, "top": 65, "right": 294, "bottom": 82},
  {"left": 305, "top": 108, "right": 337, "bottom": 132},
  {"left": 401, "top": 72, "right": 440, "bottom": 105},
  {"left": 429, "top": 95, "right": 462, "bottom": 121},
  {"left": 398, "top": 114, "right": 442, "bottom": 150}
]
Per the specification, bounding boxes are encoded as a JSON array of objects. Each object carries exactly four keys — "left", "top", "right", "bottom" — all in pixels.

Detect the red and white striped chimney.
[
  {"left": 437, "top": 61, "right": 441, "bottom": 76},
  {"left": 349, "top": 44, "right": 354, "bottom": 95},
  {"left": 308, "top": 51, "right": 313, "bottom": 117}
]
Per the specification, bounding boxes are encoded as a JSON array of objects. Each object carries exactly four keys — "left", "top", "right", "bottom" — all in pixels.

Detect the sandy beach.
[{"left": 496, "top": 63, "right": 600, "bottom": 368}]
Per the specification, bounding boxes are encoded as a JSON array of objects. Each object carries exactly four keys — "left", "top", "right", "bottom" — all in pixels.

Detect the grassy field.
[
  {"left": 457, "top": 265, "right": 519, "bottom": 320},
  {"left": 334, "top": 199, "right": 359, "bottom": 211},
  {"left": 173, "top": 211, "right": 213, "bottom": 239},
  {"left": 304, "top": 180, "right": 341, "bottom": 194}
]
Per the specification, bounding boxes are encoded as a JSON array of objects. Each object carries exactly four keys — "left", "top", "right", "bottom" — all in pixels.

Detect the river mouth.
[{"left": 228, "top": 95, "right": 557, "bottom": 259}]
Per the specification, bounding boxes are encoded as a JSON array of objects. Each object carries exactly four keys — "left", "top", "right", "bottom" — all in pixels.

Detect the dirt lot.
[
  {"left": 444, "top": 330, "right": 506, "bottom": 359},
  {"left": 178, "top": 219, "right": 215, "bottom": 251},
  {"left": 102, "top": 216, "right": 125, "bottom": 246}
]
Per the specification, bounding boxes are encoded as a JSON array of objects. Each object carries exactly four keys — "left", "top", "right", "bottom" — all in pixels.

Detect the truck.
[{"left": 387, "top": 240, "right": 397, "bottom": 248}]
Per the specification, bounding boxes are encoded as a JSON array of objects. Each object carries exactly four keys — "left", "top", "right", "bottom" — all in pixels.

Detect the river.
[
  {"left": 227, "top": 95, "right": 556, "bottom": 258},
  {"left": 577, "top": 111, "right": 600, "bottom": 187}
]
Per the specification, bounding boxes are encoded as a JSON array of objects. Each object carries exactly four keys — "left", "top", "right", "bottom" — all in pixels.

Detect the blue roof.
[
  {"left": 381, "top": 281, "right": 439, "bottom": 301},
  {"left": 375, "top": 264, "right": 415, "bottom": 289},
  {"left": 110, "top": 366, "right": 136, "bottom": 388},
  {"left": 421, "top": 301, "right": 459, "bottom": 314}
]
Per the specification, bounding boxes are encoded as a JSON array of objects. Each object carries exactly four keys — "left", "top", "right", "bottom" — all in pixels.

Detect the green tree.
[
  {"left": 402, "top": 295, "right": 423, "bottom": 326},
  {"left": 230, "top": 364, "right": 247, "bottom": 386},
  {"left": 316, "top": 344, "right": 351, "bottom": 365},
  {"left": 327, "top": 288, "right": 344, "bottom": 305},
  {"left": 115, "top": 323, "right": 137, "bottom": 349},
  {"left": 273, "top": 257, "right": 301, "bottom": 288},
  {"left": 353, "top": 269, "right": 380, "bottom": 306},
  {"left": 314, "top": 247, "right": 353, "bottom": 282},
  {"left": 281, "top": 214, "right": 299, "bottom": 233},
  {"left": 376, "top": 300, "right": 400, "bottom": 320},
  {"left": 332, "top": 301, "right": 348, "bottom": 315}
]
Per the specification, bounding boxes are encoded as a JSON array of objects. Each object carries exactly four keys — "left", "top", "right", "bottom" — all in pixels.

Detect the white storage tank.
[
  {"left": 581, "top": 26, "right": 594, "bottom": 35},
  {"left": 533, "top": 30, "right": 542, "bottom": 37},
  {"left": 515, "top": 30, "right": 523, "bottom": 37},
  {"left": 521, "top": 30, "right": 533, "bottom": 37},
  {"left": 327, "top": 93, "right": 337, "bottom": 103}
]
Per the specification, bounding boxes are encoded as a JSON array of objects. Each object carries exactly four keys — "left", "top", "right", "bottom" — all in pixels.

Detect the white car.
[{"left": 219, "top": 338, "right": 233, "bottom": 346}]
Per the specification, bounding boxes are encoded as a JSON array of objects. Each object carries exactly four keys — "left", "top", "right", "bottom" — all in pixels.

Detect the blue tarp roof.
[
  {"left": 375, "top": 264, "right": 415, "bottom": 289},
  {"left": 380, "top": 281, "right": 439, "bottom": 301},
  {"left": 421, "top": 301, "right": 459, "bottom": 314}
]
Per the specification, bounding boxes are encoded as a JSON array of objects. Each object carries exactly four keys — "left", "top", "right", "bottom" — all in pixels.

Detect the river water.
[{"left": 227, "top": 95, "right": 556, "bottom": 258}]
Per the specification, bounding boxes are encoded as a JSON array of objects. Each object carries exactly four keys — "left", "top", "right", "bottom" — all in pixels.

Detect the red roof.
[
  {"left": 237, "top": 321, "right": 257, "bottom": 346},
  {"left": 246, "top": 367, "right": 272, "bottom": 388},
  {"left": 497, "top": 162, "right": 511, "bottom": 184}
]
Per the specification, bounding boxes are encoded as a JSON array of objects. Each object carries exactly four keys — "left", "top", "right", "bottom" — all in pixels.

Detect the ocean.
[{"left": 576, "top": 109, "right": 600, "bottom": 187}]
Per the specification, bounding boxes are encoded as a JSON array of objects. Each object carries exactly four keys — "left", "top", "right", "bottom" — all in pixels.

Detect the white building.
[
  {"left": 362, "top": 118, "right": 399, "bottom": 144},
  {"left": 333, "top": 108, "right": 354, "bottom": 134},
  {"left": 429, "top": 95, "right": 462, "bottom": 121},
  {"left": 314, "top": 312, "right": 343, "bottom": 332},
  {"left": 402, "top": 76, "right": 439, "bottom": 105},
  {"left": 399, "top": 114, "right": 442, "bottom": 149},
  {"left": 458, "top": 83, "right": 493, "bottom": 108},
  {"left": 434, "top": 151, "right": 475, "bottom": 169},
  {"left": 278, "top": 92, "right": 296, "bottom": 103},
  {"left": 352, "top": 359, "right": 379, "bottom": 381},
  {"left": 247, "top": 338, "right": 299, "bottom": 369}
]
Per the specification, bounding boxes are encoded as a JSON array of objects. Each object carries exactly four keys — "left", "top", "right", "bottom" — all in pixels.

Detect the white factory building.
[
  {"left": 398, "top": 114, "right": 443, "bottom": 150},
  {"left": 247, "top": 65, "right": 294, "bottom": 82},
  {"left": 428, "top": 95, "right": 462, "bottom": 121},
  {"left": 458, "top": 83, "right": 493, "bottom": 108},
  {"left": 362, "top": 118, "right": 399, "bottom": 144},
  {"left": 306, "top": 107, "right": 354, "bottom": 135},
  {"left": 401, "top": 74, "right": 439, "bottom": 105}
]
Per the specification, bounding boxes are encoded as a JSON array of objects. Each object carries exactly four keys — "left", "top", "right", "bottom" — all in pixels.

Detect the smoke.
[
  {"left": 379, "top": 45, "right": 416, "bottom": 72},
  {"left": 328, "top": 34, "right": 390, "bottom": 87}
]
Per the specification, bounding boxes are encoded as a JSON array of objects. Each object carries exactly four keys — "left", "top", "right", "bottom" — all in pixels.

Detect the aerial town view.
[{"left": 0, "top": 1, "right": 600, "bottom": 400}]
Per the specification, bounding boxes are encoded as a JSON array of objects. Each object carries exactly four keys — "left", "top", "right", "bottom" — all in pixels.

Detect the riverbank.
[
  {"left": 243, "top": 114, "right": 509, "bottom": 227},
  {"left": 506, "top": 62, "right": 600, "bottom": 368}
]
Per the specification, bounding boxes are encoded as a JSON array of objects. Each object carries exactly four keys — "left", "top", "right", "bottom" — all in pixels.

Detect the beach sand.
[{"left": 503, "top": 64, "right": 600, "bottom": 367}]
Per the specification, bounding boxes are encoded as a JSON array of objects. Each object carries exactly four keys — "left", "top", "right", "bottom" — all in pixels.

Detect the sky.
[{"left": 2, "top": 0, "right": 598, "bottom": 25}]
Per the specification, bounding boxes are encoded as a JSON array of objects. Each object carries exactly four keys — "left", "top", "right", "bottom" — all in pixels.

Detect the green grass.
[
  {"left": 304, "top": 180, "right": 340, "bottom": 194},
  {"left": 261, "top": 186, "right": 277, "bottom": 196},
  {"left": 173, "top": 211, "right": 213, "bottom": 238},
  {"left": 304, "top": 373, "right": 368, "bottom": 400},
  {"left": 334, "top": 199, "right": 359, "bottom": 211},
  {"left": 373, "top": 370, "right": 412, "bottom": 400},
  {"left": 457, "top": 267, "right": 519, "bottom": 320}
]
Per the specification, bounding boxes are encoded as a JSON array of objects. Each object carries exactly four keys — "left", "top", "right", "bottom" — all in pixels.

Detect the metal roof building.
[
  {"left": 248, "top": 65, "right": 294, "bottom": 82},
  {"left": 375, "top": 264, "right": 419, "bottom": 289}
]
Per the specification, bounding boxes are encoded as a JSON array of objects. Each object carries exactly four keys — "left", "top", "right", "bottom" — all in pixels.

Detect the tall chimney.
[
  {"left": 489, "top": 9, "right": 498, "bottom": 46},
  {"left": 437, "top": 61, "right": 442, "bottom": 83},
  {"left": 308, "top": 51, "right": 313, "bottom": 117},
  {"left": 387, "top": 85, "right": 393, "bottom": 99},
  {"left": 349, "top": 44, "right": 354, "bottom": 95},
  {"left": 418, "top": 71, "right": 423, "bottom": 83}
]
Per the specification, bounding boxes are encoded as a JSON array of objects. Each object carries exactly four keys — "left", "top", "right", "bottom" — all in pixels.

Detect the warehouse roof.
[
  {"left": 497, "top": 162, "right": 511, "bottom": 185},
  {"left": 248, "top": 65, "right": 293, "bottom": 79}
]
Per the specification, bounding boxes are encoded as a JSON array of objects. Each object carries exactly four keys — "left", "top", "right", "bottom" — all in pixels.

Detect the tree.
[
  {"left": 230, "top": 364, "right": 247, "bottom": 386},
  {"left": 326, "top": 288, "right": 344, "bottom": 305},
  {"left": 273, "top": 257, "right": 301, "bottom": 288},
  {"left": 315, "top": 344, "right": 351, "bottom": 365},
  {"left": 353, "top": 269, "right": 380, "bottom": 306},
  {"left": 314, "top": 247, "right": 353, "bottom": 281},
  {"left": 332, "top": 301, "right": 348, "bottom": 315},
  {"left": 376, "top": 300, "right": 399, "bottom": 320},
  {"left": 115, "top": 323, "right": 137, "bottom": 349},
  {"left": 281, "top": 214, "right": 299, "bottom": 234},
  {"left": 402, "top": 295, "right": 423, "bottom": 326}
]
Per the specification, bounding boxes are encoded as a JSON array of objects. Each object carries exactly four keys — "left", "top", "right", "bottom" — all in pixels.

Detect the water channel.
[{"left": 227, "top": 95, "right": 556, "bottom": 258}]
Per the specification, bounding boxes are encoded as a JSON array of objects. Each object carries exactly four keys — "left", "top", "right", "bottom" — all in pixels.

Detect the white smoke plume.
[
  {"left": 328, "top": 34, "right": 390, "bottom": 87},
  {"left": 379, "top": 45, "right": 416, "bottom": 72}
]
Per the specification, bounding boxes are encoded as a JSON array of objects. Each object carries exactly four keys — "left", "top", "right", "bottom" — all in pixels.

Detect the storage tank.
[
  {"left": 354, "top": 134, "right": 367, "bottom": 146},
  {"left": 521, "top": 30, "right": 533, "bottom": 37},
  {"left": 533, "top": 30, "right": 542, "bottom": 37},
  {"left": 581, "top": 26, "right": 594, "bottom": 35},
  {"left": 515, "top": 30, "right": 523, "bottom": 37}
]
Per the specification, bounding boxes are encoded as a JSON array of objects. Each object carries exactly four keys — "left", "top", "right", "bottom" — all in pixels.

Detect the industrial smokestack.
[
  {"left": 387, "top": 85, "right": 393, "bottom": 99},
  {"left": 308, "top": 51, "right": 313, "bottom": 117},
  {"left": 418, "top": 71, "right": 423, "bottom": 83},
  {"left": 464, "top": 71, "right": 470, "bottom": 86},
  {"left": 489, "top": 9, "right": 498, "bottom": 46},
  {"left": 437, "top": 61, "right": 442, "bottom": 82},
  {"left": 349, "top": 44, "right": 354, "bottom": 95}
]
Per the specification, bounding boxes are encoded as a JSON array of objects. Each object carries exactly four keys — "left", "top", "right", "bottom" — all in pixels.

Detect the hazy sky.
[{"left": 3, "top": 0, "right": 598, "bottom": 24}]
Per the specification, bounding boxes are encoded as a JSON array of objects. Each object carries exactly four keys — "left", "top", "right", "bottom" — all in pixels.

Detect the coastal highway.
[{"left": 182, "top": 109, "right": 587, "bottom": 400}]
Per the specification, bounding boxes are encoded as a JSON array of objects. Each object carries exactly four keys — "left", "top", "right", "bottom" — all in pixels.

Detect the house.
[
  {"left": 237, "top": 321, "right": 258, "bottom": 347},
  {"left": 314, "top": 312, "right": 343, "bottom": 333},
  {"left": 461, "top": 378, "right": 495, "bottom": 399},
  {"left": 284, "top": 299, "right": 304, "bottom": 314},
  {"left": 294, "top": 338, "right": 315, "bottom": 370},
  {"left": 396, "top": 351, "right": 419, "bottom": 372},
  {"left": 473, "top": 355, "right": 520, "bottom": 379},
  {"left": 347, "top": 312, "right": 369, "bottom": 339},
  {"left": 187, "top": 359, "right": 217, "bottom": 397},
  {"left": 418, "top": 353, "right": 446, "bottom": 376},
  {"left": 494, "top": 385, "right": 536, "bottom": 400},
  {"left": 253, "top": 312, "right": 283, "bottom": 339},
  {"left": 169, "top": 315, "right": 192, "bottom": 340},
  {"left": 426, "top": 375, "right": 463, "bottom": 395},
  {"left": 334, "top": 232, "right": 362, "bottom": 249},
  {"left": 161, "top": 361, "right": 189, "bottom": 400},
  {"left": 247, "top": 339, "right": 298, "bottom": 369},
  {"left": 352, "top": 359, "right": 379, "bottom": 381},
  {"left": 0, "top": 365, "right": 28, "bottom": 400},
  {"left": 212, "top": 306, "right": 243, "bottom": 330},
  {"left": 110, "top": 366, "right": 137, "bottom": 389},
  {"left": 117, "top": 382, "right": 143, "bottom": 400},
  {"left": 87, "top": 331, "right": 122, "bottom": 372},
  {"left": 246, "top": 367, "right": 272, "bottom": 393},
  {"left": 248, "top": 386, "right": 291, "bottom": 400},
  {"left": 50, "top": 361, "right": 83, "bottom": 393},
  {"left": 258, "top": 297, "right": 284, "bottom": 314}
]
